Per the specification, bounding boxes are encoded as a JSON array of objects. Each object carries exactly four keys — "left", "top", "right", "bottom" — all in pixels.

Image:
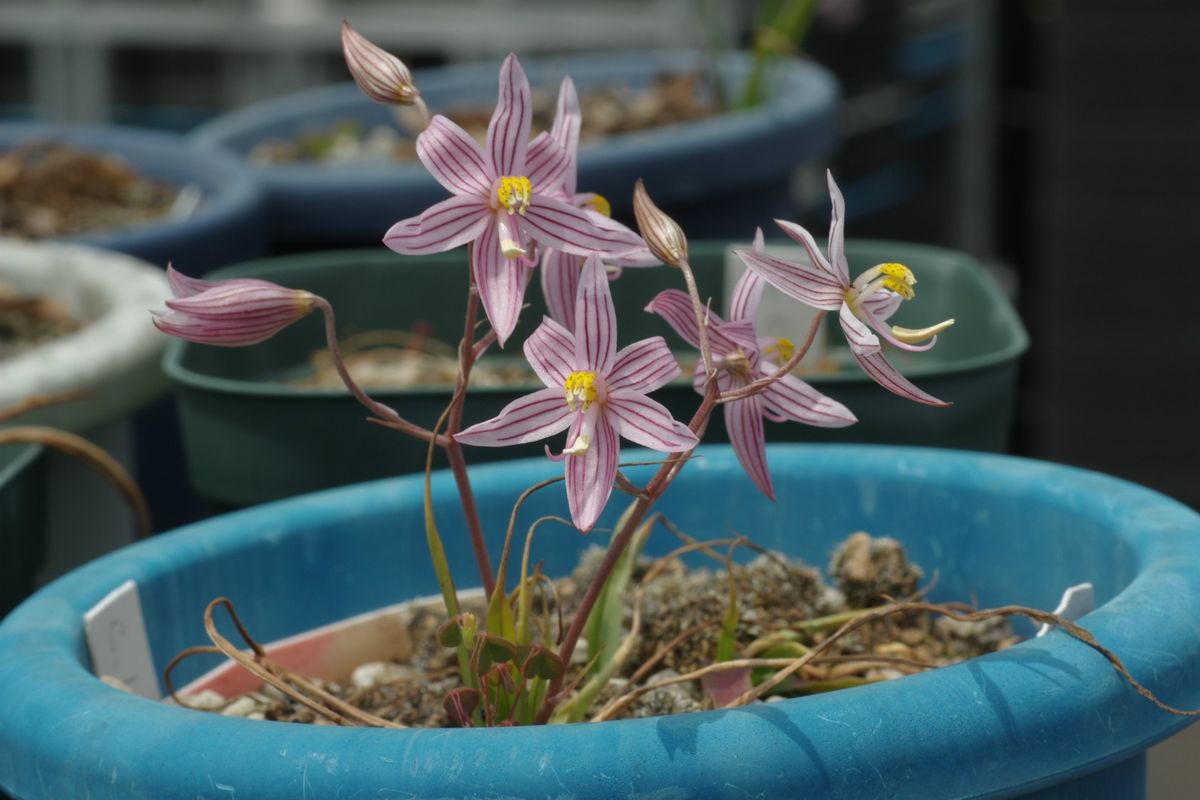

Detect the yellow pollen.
[
  {"left": 497, "top": 176, "right": 532, "bottom": 215},
  {"left": 772, "top": 337, "right": 795, "bottom": 363},
  {"left": 564, "top": 371, "right": 598, "bottom": 411},
  {"left": 881, "top": 278, "right": 915, "bottom": 300},
  {"left": 878, "top": 263, "right": 916, "bottom": 285},
  {"left": 585, "top": 193, "right": 612, "bottom": 217}
]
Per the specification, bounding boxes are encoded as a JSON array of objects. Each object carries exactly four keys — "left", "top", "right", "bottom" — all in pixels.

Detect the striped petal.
[
  {"left": 383, "top": 195, "right": 490, "bottom": 255},
  {"left": 861, "top": 290, "right": 903, "bottom": 321},
  {"left": 775, "top": 218, "right": 843, "bottom": 282},
  {"left": 645, "top": 289, "right": 702, "bottom": 349},
  {"left": 860, "top": 303, "right": 938, "bottom": 353},
  {"left": 735, "top": 248, "right": 845, "bottom": 311},
  {"left": 551, "top": 76, "right": 581, "bottom": 195},
  {"left": 565, "top": 414, "right": 619, "bottom": 533},
  {"left": 416, "top": 116, "right": 492, "bottom": 196},
  {"left": 729, "top": 264, "right": 766, "bottom": 323},
  {"left": 540, "top": 248, "right": 581, "bottom": 330},
  {"left": 725, "top": 391, "right": 774, "bottom": 500},
  {"left": 524, "top": 315, "right": 576, "bottom": 388},
  {"left": 853, "top": 350, "right": 950, "bottom": 407},
  {"left": 486, "top": 54, "right": 531, "bottom": 178},
  {"left": 838, "top": 302, "right": 880, "bottom": 356},
  {"left": 526, "top": 133, "right": 571, "bottom": 193},
  {"left": 574, "top": 254, "right": 617, "bottom": 374},
  {"left": 166, "top": 264, "right": 215, "bottom": 298},
  {"left": 454, "top": 387, "right": 574, "bottom": 446},
  {"left": 605, "top": 391, "right": 699, "bottom": 453},
  {"left": 825, "top": 171, "right": 852, "bottom": 284},
  {"left": 472, "top": 218, "right": 530, "bottom": 347},
  {"left": 523, "top": 195, "right": 644, "bottom": 256},
  {"left": 759, "top": 372, "right": 858, "bottom": 428},
  {"left": 607, "top": 337, "right": 680, "bottom": 393}
]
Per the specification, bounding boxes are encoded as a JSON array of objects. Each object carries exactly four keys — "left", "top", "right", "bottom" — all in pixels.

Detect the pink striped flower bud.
[
  {"left": 341, "top": 20, "right": 421, "bottom": 107},
  {"left": 633, "top": 180, "right": 688, "bottom": 268},
  {"left": 152, "top": 265, "right": 319, "bottom": 346}
]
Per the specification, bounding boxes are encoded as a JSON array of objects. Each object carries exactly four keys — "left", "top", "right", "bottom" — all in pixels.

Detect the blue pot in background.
[
  {"left": 0, "top": 445, "right": 1197, "bottom": 799},
  {"left": 189, "top": 50, "right": 839, "bottom": 250},
  {"left": 0, "top": 123, "right": 266, "bottom": 274}
]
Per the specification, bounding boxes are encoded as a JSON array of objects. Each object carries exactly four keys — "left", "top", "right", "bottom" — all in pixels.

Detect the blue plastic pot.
[
  {"left": 1, "top": 445, "right": 1197, "bottom": 799},
  {"left": 189, "top": 50, "right": 838, "bottom": 249},
  {"left": 0, "top": 123, "right": 265, "bottom": 274}
]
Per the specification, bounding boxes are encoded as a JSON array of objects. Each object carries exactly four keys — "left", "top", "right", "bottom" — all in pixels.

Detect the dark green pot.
[
  {"left": 165, "top": 241, "right": 1028, "bottom": 509},
  {"left": 0, "top": 443, "right": 46, "bottom": 618}
]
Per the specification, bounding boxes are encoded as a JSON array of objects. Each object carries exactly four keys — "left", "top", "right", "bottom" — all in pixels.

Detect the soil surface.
[
  {"left": 0, "top": 281, "right": 80, "bottom": 359},
  {"left": 179, "top": 533, "right": 1018, "bottom": 726},
  {"left": 0, "top": 141, "right": 179, "bottom": 239},
  {"left": 250, "top": 72, "right": 721, "bottom": 166}
]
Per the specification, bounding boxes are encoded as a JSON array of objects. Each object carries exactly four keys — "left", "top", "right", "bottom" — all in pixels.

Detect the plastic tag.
[
  {"left": 84, "top": 579, "right": 160, "bottom": 700},
  {"left": 1037, "top": 582, "right": 1095, "bottom": 638},
  {"left": 723, "top": 244, "right": 827, "bottom": 365}
]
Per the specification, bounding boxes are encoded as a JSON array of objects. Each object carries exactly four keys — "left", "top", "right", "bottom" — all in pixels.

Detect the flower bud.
[
  {"left": 152, "top": 265, "right": 319, "bottom": 347},
  {"left": 340, "top": 20, "right": 421, "bottom": 107},
  {"left": 633, "top": 180, "right": 688, "bottom": 267}
]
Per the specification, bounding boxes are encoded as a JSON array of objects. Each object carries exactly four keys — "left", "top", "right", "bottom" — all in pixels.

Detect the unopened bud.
[
  {"left": 633, "top": 180, "right": 688, "bottom": 267},
  {"left": 341, "top": 20, "right": 421, "bottom": 107},
  {"left": 152, "top": 265, "right": 319, "bottom": 347}
]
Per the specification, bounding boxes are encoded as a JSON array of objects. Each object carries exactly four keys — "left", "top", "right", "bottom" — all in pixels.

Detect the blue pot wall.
[
  {"left": 1, "top": 123, "right": 266, "bottom": 274},
  {"left": 190, "top": 50, "right": 839, "bottom": 249},
  {"left": 1, "top": 445, "right": 1198, "bottom": 799}
]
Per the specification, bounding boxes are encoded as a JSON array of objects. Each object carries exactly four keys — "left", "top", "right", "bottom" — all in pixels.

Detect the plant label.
[
  {"left": 84, "top": 579, "right": 160, "bottom": 700},
  {"left": 1037, "top": 582, "right": 1095, "bottom": 637}
]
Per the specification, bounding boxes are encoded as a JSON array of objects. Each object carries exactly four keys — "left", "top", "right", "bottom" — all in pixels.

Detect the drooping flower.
[
  {"left": 384, "top": 55, "right": 644, "bottom": 346},
  {"left": 539, "top": 76, "right": 657, "bottom": 330},
  {"left": 647, "top": 230, "right": 856, "bottom": 499},
  {"left": 456, "top": 254, "right": 697, "bottom": 532},
  {"left": 151, "top": 265, "right": 318, "bottom": 346},
  {"left": 735, "top": 171, "right": 955, "bottom": 406}
]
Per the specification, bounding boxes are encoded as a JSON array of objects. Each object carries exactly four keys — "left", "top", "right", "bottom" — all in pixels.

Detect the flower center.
[
  {"left": 763, "top": 337, "right": 794, "bottom": 365},
  {"left": 497, "top": 176, "right": 533, "bottom": 215},
  {"left": 847, "top": 262, "right": 916, "bottom": 306},
  {"left": 564, "top": 371, "right": 599, "bottom": 411}
]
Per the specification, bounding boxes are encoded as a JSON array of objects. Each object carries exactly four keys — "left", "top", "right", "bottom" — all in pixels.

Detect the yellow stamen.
[
  {"left": 564, "top": 371, "right": 598, "bottom": 411},
  {"left": 497, "top": 176, "right": 532, "bottom": 215},
  {"left": 585, "top": 193, "right": 611, "bottom": 217},
  {"left": 880, "top": 278, "right": 915, "bottom": 300},
  {"left": 891, "top": 318, "right": 956, "bottom": 344},
  {"left": 771, "top": 337, "right": 795, "bottom": 363},
  {"left": 877, "top": 263, "right": 916, "bottom": 286}
]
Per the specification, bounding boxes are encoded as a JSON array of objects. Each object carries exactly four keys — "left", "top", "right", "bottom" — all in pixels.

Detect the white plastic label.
[
  {"left": 1037, "top": 582, "right": 1095, "bottom": 638},
  {"left": 723, "top": 244, "right": 827, "bottom": 365},
  {"left": 84, "top": 579, "right": 160, "bottom": 700}
]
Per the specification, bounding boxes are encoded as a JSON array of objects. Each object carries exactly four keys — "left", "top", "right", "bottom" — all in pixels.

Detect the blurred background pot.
[
  {"left": 0, "top": 240, "right": 168, "bottom": 586},
  {"left": 165, "top": 239, "right": 1027, "bottom": 510},
  {"left": 189, "top": 50, "right": 839, "bottom": 251},
  {"left": 0, "top": 122, "right": 266, "bottom": 275},
  {"left": 0, "top": 442, "right": 45, "bottom": 618},
  {"left": 0, "top": 445, "right": 1196, "bottom": 798}
]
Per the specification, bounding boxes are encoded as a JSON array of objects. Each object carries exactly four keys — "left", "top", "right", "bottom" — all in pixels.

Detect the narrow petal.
[
  {"left": 416, "top": 116, "right": 492, "bottom": 196},
  {"left": 586, "top": 211, "right": 657, "bottom": 267},
  {"left": 523, "top": 195, "right": 644, "bottom": 256},
  {"left": 725, "top": 391, "right": 774, "bottom": 500},
  {"left": 839, "top": 302, "right": 880, "bottom": 355},
  {"left": 473, "top": 218, "right": 530, "bottom": 346},
  {"left": 773, "top": 218, "right": 841, "bottom": 279},
  {"left": 709, "top": 319, "right": 757, "bottom": 361},
  {"left": 759, "top": 373, "right": 858, "bottom": 428},
  {"left": 383, "top": 196, "right": 490, "bottom": 255},
  {"left": 455, "top": 387, "right": 573, "bottom": 446},
  {"left": 166, "top": 264, "right": 215, "bottom": 298},
  {"left": 605, "top": 391, "right": 699, "bottom": 453},
  {"left": 523, "top": 315, "right": 576, "bottom": 388},
  {"left": 552, "top": 77, "right": 581, "bottom": 195},
  {"left": 861, "top": 290, "right": 903, "bottom": 321},
  {"left": 540, "top": 248, "right": 581, "bottom": 329},
  {"left": 644, "top": 289, "right": 702, "bottom": 349},
  {"left": 860, "top": 304, "right": 938, "bottom": 353},
  {"left": 853, "top": 350, "right": 950, "bottom": 407},
  {"left": 486, "top": 53, "right": 531, "bottom": 178},
  {"left": 825, "top": 171, "right": 852, "bottom": 284},
  {"left": 574, "top": 254, "right": 617, "bottom": 374},
  {"left": 735, "top": 248, "right": 844, "bottom": 311},
  {"left": 566, "top": 414, "right": 619, "bottom": 533},
  {"left": 525, "top": 132, "right": 571, "bottom": 192},
  {"left": 607, "top": 337, "right": 681, "bottom": 394},
  {"left": 729, "top": 267, "right": 766, "bottom": 323}
]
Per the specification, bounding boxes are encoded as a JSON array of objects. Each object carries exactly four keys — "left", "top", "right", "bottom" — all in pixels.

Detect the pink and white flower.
[
  {"left": 456, "top": 254, "right": 697, "bottom": 532},
  {"left": 151, "top": 266, "right": 317, "bottom": 346},
  {"left": 539, "top": 76, "right": 657, "bottom": 330},
  {"left": 647, "top": 230, "right": 856, "bottom": 499},
  {"left": 384, "top": 55, "right": 644, "bottom": 346},
  {"left": 735, "top": 171, "right": 955, "bottom": 406}
]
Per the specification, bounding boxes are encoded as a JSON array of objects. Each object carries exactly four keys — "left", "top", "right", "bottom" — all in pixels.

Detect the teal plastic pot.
[
  {"left": 165, "top": 240, "right": 1027, "bottom": 509},
  {"left": 0, "top": 445, "right": 1197, "bottom": 798},
  {"left": 0, "top": 123, "right": 265, "bottom": 274},
  {"left": 189, "top": 50, "right": 838, "bottom": 248},
  {"left": 0, "top": 443, "right": 46, "bottom": 618}
]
